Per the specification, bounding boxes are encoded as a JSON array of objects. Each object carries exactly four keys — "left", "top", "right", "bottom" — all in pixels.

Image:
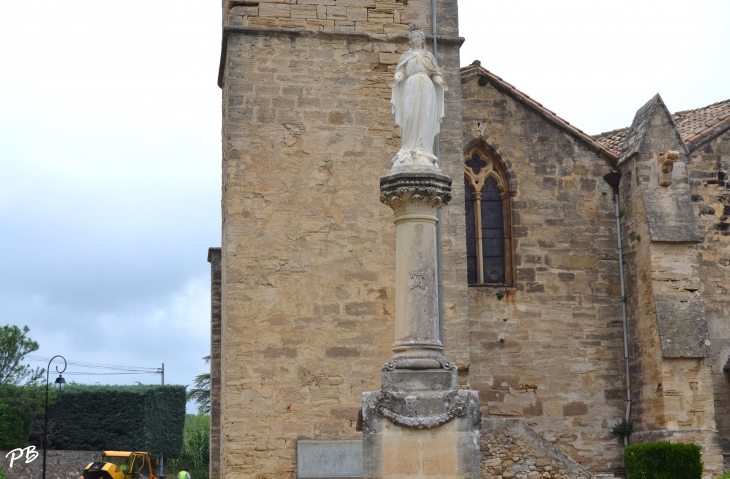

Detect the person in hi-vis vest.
[{"left": 177, "top": 468, "right": 191, "bottom": 479}]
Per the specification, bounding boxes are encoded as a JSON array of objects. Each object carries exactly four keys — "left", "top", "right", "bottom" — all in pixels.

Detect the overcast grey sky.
[{"left": 1, "top": 1, "right": 728, "bottom": 411}]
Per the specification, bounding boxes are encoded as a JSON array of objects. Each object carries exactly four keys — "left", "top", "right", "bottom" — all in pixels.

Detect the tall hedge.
[
  {"left": 0, "top": 399, "right": 33, "bottom": 449},
  {"left": 48, "top": 385, "right": 185, "bottom": 458},
  {"left": 624, "top": 441, "right": 702, "bottom": 479}
]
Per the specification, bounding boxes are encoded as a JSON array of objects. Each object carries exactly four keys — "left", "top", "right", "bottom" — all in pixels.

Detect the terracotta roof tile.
[
  {"left": 592, "top": 127, "right": 627, "bottom": 157},
  {"left": 674, "top": 98, "right": 730, "bottom": 143},
  {"left": 593, "top": 98, "right": 730, "bottom": 154}
]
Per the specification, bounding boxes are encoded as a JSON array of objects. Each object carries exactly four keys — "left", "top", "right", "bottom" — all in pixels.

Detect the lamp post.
[{"left": 42, "top": 355, "right": 66, "bottom": 479}]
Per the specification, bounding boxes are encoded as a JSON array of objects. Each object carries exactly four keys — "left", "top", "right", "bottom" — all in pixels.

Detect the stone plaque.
[
  {"left": 297, "top": 439, "right": 363, "bottom": 478},
  {"left": 381, "top": 421, "right": 459, "bottom": 477}
]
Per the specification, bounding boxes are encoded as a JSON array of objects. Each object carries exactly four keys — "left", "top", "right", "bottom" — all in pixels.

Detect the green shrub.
[
  {"left": 0, "top": 399, "right": 33, "bottom": 449},
  {"left": 0, "top": 462, "right": 7, "bottom": 479},
  {"left": 168, "top": 412, "right": 209, "bottom": 479},
  {"left": 717, "top": 470, "right": 730, "bottom": 479},
  {"left": 48, "top": 385, "right": 186, "bottom": 458},
  {"left": 0, "top": 384, "right": 52, "bottom": 448},
  {"left": 624, "top": 441, "right": 702, "bottom": 479}
]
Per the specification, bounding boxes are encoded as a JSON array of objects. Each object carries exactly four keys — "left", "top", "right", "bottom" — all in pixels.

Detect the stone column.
[
  {"left": 361, "top": 169, "right": 482, "bottom": 479},
  {"left": 380, "top": 171, "right": 452, "bottom": 359}
]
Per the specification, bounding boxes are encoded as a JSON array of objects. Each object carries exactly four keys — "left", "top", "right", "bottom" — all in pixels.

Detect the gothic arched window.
[{"left": 464, "top": 148, "right": 513, "bottom": 286}]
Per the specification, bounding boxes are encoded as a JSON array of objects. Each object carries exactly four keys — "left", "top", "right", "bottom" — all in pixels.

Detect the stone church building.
[{"left": 207, "top": 0, "right": 730, "bottom": 477}]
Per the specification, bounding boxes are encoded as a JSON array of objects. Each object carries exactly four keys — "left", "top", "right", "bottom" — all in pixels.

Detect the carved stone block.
[{"left": 361, "top": 388, "right": 481, "bottom": 478}]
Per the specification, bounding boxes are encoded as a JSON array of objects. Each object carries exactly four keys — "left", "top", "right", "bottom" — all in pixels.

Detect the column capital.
[{"left": 379, "top": 170, "right": 453, "bottom": 217}]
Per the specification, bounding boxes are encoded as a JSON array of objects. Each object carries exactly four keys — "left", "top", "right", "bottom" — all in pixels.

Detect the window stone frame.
[{"left": 463, "top": 145, "right": 515, "bottom": 287}]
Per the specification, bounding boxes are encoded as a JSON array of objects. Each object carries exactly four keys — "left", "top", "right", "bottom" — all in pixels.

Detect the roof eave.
[
  {"left": 685, "top": 116, "right": 730, "bottom": 151},
  {"left": 461, "top": 65, "right": 618, "bottom": 167}
]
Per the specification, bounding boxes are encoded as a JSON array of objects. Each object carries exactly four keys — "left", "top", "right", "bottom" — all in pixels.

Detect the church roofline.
[
  {"left": 461, "top": 62, "right": 619, "bottom": 167},
  {"left": 594, "top": 97, "right": 730, "bottom": 155},
  {"left": 680, "top": 101, "right": 730, "bottom": 150}
]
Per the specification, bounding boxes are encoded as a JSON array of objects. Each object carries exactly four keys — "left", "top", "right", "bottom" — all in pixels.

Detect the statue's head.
[{"left": 408, "top": 25, "right": 425, "bottom": 49}]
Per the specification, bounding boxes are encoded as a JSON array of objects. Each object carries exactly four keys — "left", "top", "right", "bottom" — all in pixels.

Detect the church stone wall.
[
  {"left": 461, "top": 74, "right": 626, "bottom": 473},
  {"left": 224, "top": 0, "right": 457, "bottom": 37},
  {"left": 219, "top": 2, "right": 464, "bottom": 477},
  {"left": 688, "top": 129, "right": 730, "bottom": 461},
  {"left": 208, "top": 248, "right": 222, "bottom": 479},
  {"left": 617, "top": 99, "right": 723, "bottom": 474}
]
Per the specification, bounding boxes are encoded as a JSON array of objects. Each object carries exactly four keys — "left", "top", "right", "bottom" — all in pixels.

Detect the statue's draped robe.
[{"left": 390, "top": 48, "right": 445, "bottom": 166}]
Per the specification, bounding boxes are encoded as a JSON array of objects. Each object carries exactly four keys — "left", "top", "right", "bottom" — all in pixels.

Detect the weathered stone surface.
[
  {"left": 361, "top": 390, "right": 481, "bottom": 478},
  {"left": 618, "top": 94, "right": 687, "bottom": 165},
  {"left": 686, "top": 127, "right": 730, "bottom": 462},
  {"left": 381, "top": 368, "right": 457, "bottom": 392},
  {"left": 218, "top": 1, "right": 466, "bottom": 477},
  {"left": 380, "top": 170, "right": 452, "bottom": 356},
  {"left": 461, "top": 68, "right": 624, "bottom": 472},
  {"left": 207, "top": 247, "right": 222, "bottom": 479},
  {"left": 297, "top": 440, "right": 363, "bottom": 478},
  {"left": 217, "top": 0, "right": 730, "bottom": 474},
  {"left": 480, "top": 419, "right": 591, "bottom": 479},
  {"left": 654, "top": 293, "right": 711, "bottom": 357},
  {"left": 223, "top": 0, "right": 430, "bottom": 35},
  {"left": 618, "top": 93, "right": 722, "bottom": 474},
  {"left": 621, "top": 95, "right": 702, "bottom": 242}
]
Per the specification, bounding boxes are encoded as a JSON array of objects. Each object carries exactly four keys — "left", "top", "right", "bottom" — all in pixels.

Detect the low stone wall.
[
  {"left": 480, "top": 419, "right": 594, "bottom": 479},
  {"left": 1, "top": 450, "right": 95, "bottom": 479}
]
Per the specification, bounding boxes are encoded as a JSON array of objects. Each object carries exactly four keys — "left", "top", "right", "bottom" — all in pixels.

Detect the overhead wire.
[{"left": 25, "top": 355, "right": 162, "bottom": 376}]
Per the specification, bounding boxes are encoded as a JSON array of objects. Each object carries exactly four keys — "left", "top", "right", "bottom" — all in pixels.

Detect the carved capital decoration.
[
  {"left": 380, "top": 171, "right": 452, "bottom": 217},
  {"left": 658, "top": 150, "right": 680, "bottom": 186}
]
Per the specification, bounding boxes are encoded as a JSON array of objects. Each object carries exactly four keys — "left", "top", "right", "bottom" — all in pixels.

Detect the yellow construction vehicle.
[{"left": 80, "top": 451, "right": 158, "bottom": 479}]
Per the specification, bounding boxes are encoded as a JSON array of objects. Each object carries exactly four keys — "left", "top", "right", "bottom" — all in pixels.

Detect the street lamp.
[
  {"left": 54, "top": 374, "right": 66, "bottom": 391},
  {"left": 43, "top": 355, "right": 67, "bottom": 479}
]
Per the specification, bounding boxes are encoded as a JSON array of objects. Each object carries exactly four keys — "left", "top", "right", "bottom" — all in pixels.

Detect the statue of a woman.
[{"left": 390, "top": 25, "right": 449, "bottom": 171}]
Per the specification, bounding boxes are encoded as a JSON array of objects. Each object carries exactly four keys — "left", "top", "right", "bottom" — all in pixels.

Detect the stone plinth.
[{"left": 361, "top": 370, "right": 482, "bottom": 479}]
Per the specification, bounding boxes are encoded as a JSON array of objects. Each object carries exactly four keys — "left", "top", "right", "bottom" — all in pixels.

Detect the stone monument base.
[{"left": 361, "top": 368, "right": 482, "bottom": 479}]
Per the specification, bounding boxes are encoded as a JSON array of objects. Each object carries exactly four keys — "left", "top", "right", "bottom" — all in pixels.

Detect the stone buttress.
[{"left": 618, "top": 94, "right": 723, "bottom": 473}]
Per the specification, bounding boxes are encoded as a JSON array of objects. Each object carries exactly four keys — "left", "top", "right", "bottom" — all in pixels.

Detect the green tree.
[
  {"left": 0, "top": 325, "right": 47, "bottom": 449},
  {"left": 168, "top": 412, "right": 210, "bottom": 479},
  {"left": 186, "top": 356, "right": 210, "bottom": 414},
  {"left": 0, "top": 325, "right": 44, "bottom": 387}
]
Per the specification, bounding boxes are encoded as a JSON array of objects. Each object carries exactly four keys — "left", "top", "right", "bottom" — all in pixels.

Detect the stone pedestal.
[{"left": 361, "top": 169, "right": 482, "bottom": 478}]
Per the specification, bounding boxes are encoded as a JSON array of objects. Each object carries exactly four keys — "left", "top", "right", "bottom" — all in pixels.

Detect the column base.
[{"left": 361, "top": 389, "right": 482, "bottom": 478}]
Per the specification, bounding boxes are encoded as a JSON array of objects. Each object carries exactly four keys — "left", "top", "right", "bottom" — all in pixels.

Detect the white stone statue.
[{"left": 390, "top": 25, "right": 449, "bottom": 171}]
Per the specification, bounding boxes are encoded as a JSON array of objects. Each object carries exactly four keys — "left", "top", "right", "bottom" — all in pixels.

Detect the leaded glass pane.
[
  {"left": 480, "top": 177, "right": 505, "bottom": 284},
  {"left": 464, "top": 176, "right": 478, "bottom": 284}
]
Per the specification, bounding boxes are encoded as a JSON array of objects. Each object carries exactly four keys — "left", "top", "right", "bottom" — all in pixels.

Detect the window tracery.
[{"left": 464, "top": 148, "right": 513, "bottom": 286}]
